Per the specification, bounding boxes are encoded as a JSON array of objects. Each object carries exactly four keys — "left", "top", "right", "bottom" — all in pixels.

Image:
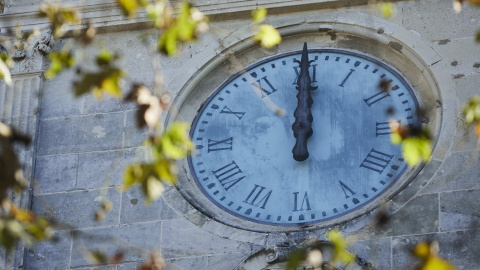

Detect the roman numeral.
[
  {"left": 359, "top": 148, "right": 394, "bottom": 174},
  {"left": 339, "top": 181, "right": 356, "bottom": 199},
  {"left": 220, "top": 105, "right": 245, "bottom": 120},
  {"left": 243, "top": 184, "right": 272, "bottom": 209},
  {"left": 251, "top": 76, "right": 278, "bottom": 98},
  {"left": 376, "top": 120, "right": 400, "bottom": 136},
  {"left": 293, "top": 191, "right": 311, "bottom": 212},
  {"left": 212, "top": 161, "right": 245, "bottom": 191},
  {"left": 208, "top": 137, "right": 233, "bottom": 152},
  {"left": 364, "top": 91, "right": 390, "bottom": 107},
  {"left": 292, "top": 64, "right": 317, "bottom": 85},
  {"left": 338, "top": 69, "right": 355, "bottom": 87}
]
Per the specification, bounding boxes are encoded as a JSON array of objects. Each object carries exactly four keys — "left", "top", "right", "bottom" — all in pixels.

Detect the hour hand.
[{"left": 292, "top": 42, "right": 316, "bottom": 162}]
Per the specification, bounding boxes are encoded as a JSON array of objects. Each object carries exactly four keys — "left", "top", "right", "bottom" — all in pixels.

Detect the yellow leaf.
[
  {"left": 154, "top": 158, "right": 178, "bottom": 184},
  {"left": 377, "top": 2, "right": 395, "bottom": 18},
  {"left": 116, "top": 0, "right": 139, "bottom": 17},
  {"left": 326, "top": 230, "right": 355, "bottom": 264},
  {"left": 253, "top": 24, "right": 282, "bottom": 49},
  {"left": 0, "top": 58, "right": 12, "bottom": 86},
  {"left": 252, "top": 8, "right": 267, "bottom": 23},
  {"left": 421, "top": 256, "right": 458, "bottom": 270}
]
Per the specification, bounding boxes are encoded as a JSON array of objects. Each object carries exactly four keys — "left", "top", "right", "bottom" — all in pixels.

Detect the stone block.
[
  {"left": 400, "top": 0, "right": 479, "bottom": 41},
  {"left": 73, "top": 266, "right": 116, "bottom": 270},
  {"left": 453, "top": 73, "right": 480, "bottom": 107},
  {"left": 40, "top": 80, "right": 84, "bottom": 119},
  {"left": 440, "top": 189, "right": 480, "bottom": 231},
  {"left": 348, "top": 237, "right": 391, "bottom": 269},
  {"left": 37, "top": 112, "right": 125, "bottom": 156},
  {"left": 452, "top": 118, "right": 480, "bottom": 151},
  {"left": 31, "top": 188, "right": 120, "bottom": 229},
  {"left": 355, "top": 193, "right": 439, "bottom": 239},
  {"left": 25, "top": 231, "right": 72, "bottom": 270},
  {"left": 34, "top": 154, "right": 78, "bottom": 195},
  {"left": 432, "top": 38, "right": 480, "bottom": 76},
  {"left": 83, "top": 93, "right": 135, "bottom": 115},
  {"left": 76, "top": 148, "right": 142, "bottom": 190},
  {"left": 70, "top": 221, "right": 162, "bottom": 268},
  {"left": 160, "top": 218, "right": 252, "bottom": 259},
  {"left": 120, "top": 186, "right": 179, "bottom": 224},
  {"left": 123, "top": 110, "right": 149, "bottom": 148},
  {"left": 421, "top": 150, "right": 480, "bottom": 194},
  {"left": 391, "top": 160, "right": 441, "bottom": 208},
  {"left": 392, "top": 231, "right": 480, "bottom": 269}
]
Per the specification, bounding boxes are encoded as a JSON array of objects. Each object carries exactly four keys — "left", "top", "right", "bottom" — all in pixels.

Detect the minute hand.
[{"left": 292, "top": 42, "right": 317, "bottom": 162}]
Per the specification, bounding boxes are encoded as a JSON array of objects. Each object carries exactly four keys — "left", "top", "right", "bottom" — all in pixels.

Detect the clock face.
[{"left": 187, "top": 49, "right": 420, "bottom": 226}]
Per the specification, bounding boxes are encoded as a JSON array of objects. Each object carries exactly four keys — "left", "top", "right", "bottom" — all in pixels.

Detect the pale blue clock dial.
[{"left": 188, "top": 49, "right": 420, "bottom": 226}]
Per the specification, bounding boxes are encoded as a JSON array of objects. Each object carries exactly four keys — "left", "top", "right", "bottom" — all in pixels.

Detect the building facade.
[{"left": 1, "top": 0, "right": 480, "bottom": 269}]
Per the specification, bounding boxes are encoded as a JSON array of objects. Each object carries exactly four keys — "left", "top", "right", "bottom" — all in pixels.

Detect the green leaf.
[
  {"left": 96, "top": 49, "right": 115, "bottom": 66},
  {"left": 402, "top": 136, "right": 432, "bottom": 166},
  {"left": 115, "top": 0, "right": 142, "bottom": 17},
  {"left": 45, "top": 49, "right": 75, "bottom": 79},
  {"left": 286, "top": 248, "right": 306, "bottom": 270},
  {"left": 476, "top": 30, "right": 480, "bottom": 43},
  {"left": 40, "top": 3, "right": 81, "bottom": 39},
  {"left": 74, "top": 67, "right": 124, "bottom": 99},
  {"left": 154, "top": 158, "right": 177, "bottom": 184},
  {"left": 252, "top": 8, "right": 267, "bottom": 23},
  {"left": 253, "top": 24, "right": 282, "bottom": 49},
  {"left": 326, "top": 230, "right": 355, "bottom": 264},
  {"left": 462, "top": 96, "right": 480, "bottom": 124}
]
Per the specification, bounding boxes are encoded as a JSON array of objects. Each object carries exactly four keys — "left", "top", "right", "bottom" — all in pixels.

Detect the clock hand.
[{"left": 292, "top": 42, "right": 317, "bottom": 162}]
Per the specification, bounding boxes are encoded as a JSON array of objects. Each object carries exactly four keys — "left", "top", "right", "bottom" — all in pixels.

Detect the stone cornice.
[{"left": 1, "top": 0, "right": 366, "bottom": 33}]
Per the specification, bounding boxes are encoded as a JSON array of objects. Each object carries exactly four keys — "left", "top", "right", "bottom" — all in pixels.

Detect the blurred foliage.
[
  {"left": 462, "top": 95, "right": 480, "bottom": 137},
  {"left": 73, "top": 49, "right": 125, "bottom": 99},
  {"left": 326, "top": 230, "right": 355, "bottom": 264},
  {"left": 123, "top": 122, "right": 193, "bottom": 203},
  {"left": 390, "top": 121, "right": 432, "bottom": 166},
  {"left": 158, "top": 2, "right": 209, "bottom": 56},
  {"left": 413, "top": 241, "right": 459, "bottom": 270},
  {"left": 116, "top": 0, "right": 149, "bottom": 17},
  {"left": 376, "top": 2, "right": 395, "bottom": 18},
  {"left": 0, "top": 53, "right": 12, "bottom": 86},
  {"left": 45, "top": 49, "right": 75, "bottom": 79},
  {"left": 40, "top": 3, "right": 81, "bottom": 39},
  {"left": 286, "top": 230, "right": 356, "bottom": 269},
  {"left": 251, "top": 8, "right": 281, "bottom": 49}
]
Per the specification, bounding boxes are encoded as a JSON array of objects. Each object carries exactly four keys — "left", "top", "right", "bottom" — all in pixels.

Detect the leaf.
[
  {"left": 253, "top": 24, "right": 282, "bottom": 49},
  {"left": 45, "top": 49, "right": 75, "bottom": 79},
  {"left": 476, "top": 30, "right": 480, "bottom": 43},
  {"left": 326, "top": 230, "right": 355, "bottom": 264},
  {"left": 74, "top": 67, "right": 125, "bottom": 99},
  {"left": 96, "top": 49, "right": 115, "bottom": 66},
  {"left": 252, "top": 8, "right": 267, "bottom": 23},
  {"left": 0, "top": 57, "right": 12, "bottom": 86},
  {"left": 377, "top": 2, "right": 395, "bottom": 18},
  {"left": 143, "top": 176, "right": 165, "bottom": 204},
  {"left": 154, "top": 158, "right": 177, "bottom": 184},
  {"left": 146, "top": 1, "right": 173, "bottom": 29},
  {"left": 462, "top": 96, "right": 480, "bottom": 124},
  {"left": 286, "top": 248, "right": 307, "bottom": 270},
  {"left": 40, "top": 3, "right": 80, "bottom": 39},
  {"left": 414, "top": 242, "right": 459, "bottom": 270},
  {"left": 115, "top": 0, "right": 147, "bottom": 17}
]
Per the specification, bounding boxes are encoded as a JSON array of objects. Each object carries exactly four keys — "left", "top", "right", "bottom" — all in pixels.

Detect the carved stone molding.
[{"left": 10, "top": 31, "right": 53, "bottom": 75}]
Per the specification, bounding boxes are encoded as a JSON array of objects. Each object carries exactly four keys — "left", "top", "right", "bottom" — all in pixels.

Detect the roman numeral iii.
[{"left": 212, "top": 160, "right": 245, "bottom": 191}]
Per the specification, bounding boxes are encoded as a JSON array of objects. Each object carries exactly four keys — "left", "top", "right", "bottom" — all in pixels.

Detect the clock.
[{"left": 186, "top": 43, "right": 421, "bottom": 227}]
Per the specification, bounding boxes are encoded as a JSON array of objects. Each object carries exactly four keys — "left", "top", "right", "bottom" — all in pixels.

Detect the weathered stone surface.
[
  {"left": 32, "top": 188, "right": 120, "bottom": 229},
  {"left": 37, "top": 112, "right": 125, "bottom": 156},
  {"left": 76, "top": 148, "right": 141, "bottom": 189},
  {"left": 40, "top": 80, "right": 84, "bottom": 119},
  {"left": 391, "top": 160, "right": 441, "bottom": 209},
  {"left": 123, "top": 110, "right": 148, "bottom": 148},
  {"left": 400, "top": 0, "right": 479, "bottom": 41},
  {"left": 432, "top": 38, "right": 480, "bottom": 76},
  {"left": 120, "top": 186, "right": 180, "bottom": 224},
  {"left": 160, "top": 219, "right": 252, "bottom": 259},
  {"left": 70, "top": 221, "right": 162, "bottom": 268},
  {"left": 25, "top": 231, "right": 72, "bottom": 270},
  {"left": 166, "top": 252, "right": 248, "bottom": 270},
  {"left": 71, "top": 266, "right": 116, "bottom": 270},
  {"left": 83, "top": 93, "right": 135, "bottom": 115},
  {"left": 34, "top": 154, "right": 78, "bottom": 195},
  {"left": 421, "top": 150, "right": 480, "bottom": 194},
  {"left": 453, "top": 73, "right": 480, "bottom": 108},
  {"left": 354, "top": 193, "right": 439, "bottom": 239},
  {"left": 452, "top": 117, "right": 480, "bottom": 152},
  {"left": 392, "top": 231, "right": 480, "bottom": 269},
  {"left": 348, "top": 237, "right": 391, "bottom": 269},
  {"left": 440, "top": 189, "right": 480, "bottom": 231}
]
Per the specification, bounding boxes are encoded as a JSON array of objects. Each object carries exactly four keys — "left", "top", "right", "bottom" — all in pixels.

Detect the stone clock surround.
[
  {"left": 2, "top": 0, "right": 480, "bottom": 269},
  {"left": 165, "top": 11, "right": 456, "bottom": 243}
]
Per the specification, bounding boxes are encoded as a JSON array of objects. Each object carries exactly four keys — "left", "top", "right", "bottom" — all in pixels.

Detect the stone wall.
[{"left": 1, "top": 0, "right": 480, "bottom": 269}]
